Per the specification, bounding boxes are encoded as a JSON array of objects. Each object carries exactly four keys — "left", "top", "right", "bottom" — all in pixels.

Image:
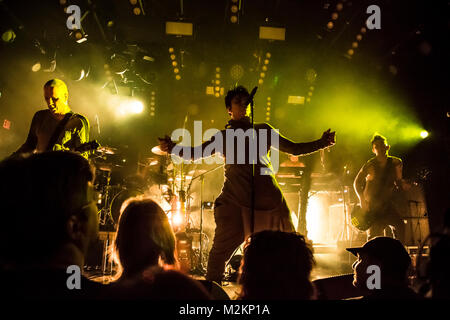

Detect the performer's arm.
[
  {"left": 266, "top": 123, "right": 336, "bottom": 155},
  {"left": 354, "top": 164, "right": 368, "bottom": 209},
  {"left": 62, "top": 115, "right": 90, "bottom": 158},
  {"left": 14, "top": 112, "right": 38, "bottom": 155},
  {"left": 393, "top": 158, "right": 406, "bottom": 190},
  {"left": 159, "top": 131, "right": 222, "bottom": 161}
]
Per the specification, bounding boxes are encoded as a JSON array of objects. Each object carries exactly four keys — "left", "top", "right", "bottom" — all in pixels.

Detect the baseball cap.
[{"left": 347, "top": 237, "right": 411, "bottom": 275}]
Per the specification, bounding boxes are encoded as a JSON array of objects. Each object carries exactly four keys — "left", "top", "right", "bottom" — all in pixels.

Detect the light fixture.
[
  {"left": 259, "top": 26, "right": 285, "bottom": 41},
  {"left": 166, "top": 21, "right": 193, "bottom": 36}
]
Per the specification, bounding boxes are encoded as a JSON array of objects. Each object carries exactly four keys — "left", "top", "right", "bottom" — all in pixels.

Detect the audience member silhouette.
[
  {"left": 238, "top": 230, "right": 315, "bottom": 300},
  {"left": 109, "top": 198, "right": 211, "bottom": 299},
  {"left": 428, "top": 233, "right": 450, "bottom": 299},
  {"left": 0, "top": 151, "right": 102, "bottom": 299},
  {"left": 348, "top": 236, "right": 422, "bottom": 299}
]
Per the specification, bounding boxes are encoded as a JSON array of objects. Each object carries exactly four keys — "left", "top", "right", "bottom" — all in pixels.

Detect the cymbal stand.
[
  {"left": 337, "top": 185, "right": 352, "bottom": 243},
  {"left": 186, "top": 165, "right": 224, "bottom": 276},
  {"left": 98, "top": 170, "right": 115, "bottom": 226}
]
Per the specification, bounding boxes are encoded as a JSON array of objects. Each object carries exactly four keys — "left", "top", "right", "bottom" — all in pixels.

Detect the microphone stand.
[{"left": 250, "top": 94, "right": 255, "bottom": 235}]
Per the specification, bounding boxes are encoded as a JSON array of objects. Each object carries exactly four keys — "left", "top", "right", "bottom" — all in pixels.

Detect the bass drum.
[{"left": 110, "top": 189, "right": 143, "bottom": 224}]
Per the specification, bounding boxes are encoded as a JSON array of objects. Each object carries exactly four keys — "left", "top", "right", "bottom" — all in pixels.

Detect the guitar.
[
  {"left": 72, "top": 140, "right": 100, "bottom": 154},
  {"left": 350, "top": 205, "right": 376, "bottom": 231}
]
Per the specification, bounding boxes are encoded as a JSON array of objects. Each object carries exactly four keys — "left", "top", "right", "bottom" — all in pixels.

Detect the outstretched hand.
[
  {"left": 321, "top": 129, "right": 336, "bottom": 148},
  {"left": 158, "top": 135, "right": 175, "bottom": 153}
]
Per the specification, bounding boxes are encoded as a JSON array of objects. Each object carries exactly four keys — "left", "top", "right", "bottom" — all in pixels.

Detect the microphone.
[{"left": 247, "top": 86, "right": 258, "bottom": 106}]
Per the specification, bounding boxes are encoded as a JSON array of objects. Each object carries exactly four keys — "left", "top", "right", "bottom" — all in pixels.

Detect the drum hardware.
[
  {"left": 185, "top": 165, "right": 224, "bottom": 276},
  {"left": 151, "top": 145, "right": 167, "bottom": 156}
]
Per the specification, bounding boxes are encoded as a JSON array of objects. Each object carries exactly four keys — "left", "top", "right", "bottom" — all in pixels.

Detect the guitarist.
[
  {"left": 14, "top": 79, "right": 90, "bottom": 158},
  {"left": 353, "top": 134, "right": 405, "bottom": 242}
]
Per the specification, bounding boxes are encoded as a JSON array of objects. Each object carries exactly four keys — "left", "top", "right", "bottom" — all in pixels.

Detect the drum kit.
[{"left": 89, "top": 143, "right": 212, "bottom": 275}]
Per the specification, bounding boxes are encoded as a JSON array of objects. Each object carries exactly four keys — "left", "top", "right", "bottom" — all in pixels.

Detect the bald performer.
[{"left": 15, "top": 79, "right": 90, "bottom": 158}]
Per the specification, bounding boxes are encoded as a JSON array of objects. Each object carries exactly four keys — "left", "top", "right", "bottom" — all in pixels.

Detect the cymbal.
[
  {"left": 138, "top": 158, "right": 159, "bottom": 167},
  {"left": 97, "top": 146, "right": 117, "bottom": 155},
  {"left": 152, "top": 145, "right": 167, "bottom": 156}
]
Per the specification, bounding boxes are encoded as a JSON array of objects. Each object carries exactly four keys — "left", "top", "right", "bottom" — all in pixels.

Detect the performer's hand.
[
  {"left": 158, "top": 135, "right": 175, "bottom": 153},
  {"left": 320, "top": 129, "right": 336, "bottom": 148}
]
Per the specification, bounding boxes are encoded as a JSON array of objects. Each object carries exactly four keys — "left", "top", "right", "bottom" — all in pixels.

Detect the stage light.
[
  {"left": 230, "top": 64, "right": 244, "bottom": 80},
  {"left": 110, "top": 53, "right": 128, "bottom": 74},
  {"left": 327, "top": 21, "right": 334, "bottom": 29},
  {"left": 215, "top": 79, "right": 220, "bottom": 85},
  {"left": 266, "top": 52, "right": 271, "bottom": 58},
  {"left": 2, "top": 29, "right": 16, "bottom": 43},
  {"left": 336, "top": 3, "right": 343, "bottom": 11},
  {"left": 260, "top": 72, "right": 265, "bottom": 78},
  {"left": 173, "top": 212, "right": 183, "bottom": 226},
  {"left": 133, "top": 7, "right": 141, "bottom": 15},
  {"left": 347, "top": 49, "right": 355, "bottom": 56},
  {"left": 331, "top": 12, "right": 338, "bottom": 20},
  {"left": 174, "top": 68, "right": 179, "bottom": 74},
  {"left": 130, "top": 101, "right": 144, "bottom": 114},
  {"left": 206, "top": 86, "right": 214, "bottom": 95},
  {"left": 287, "top": 96, "right": 305, "bottom": 105},
  {"left": 361, "top": 27, "right": 367, "bottom": 34},
  {"left": 267, "top": 97, "right": 271, "bottom": 101},
  {"left": 166, "top": 21, "right": 193, "bottom": 36},
  {"left": 308, "top": 91, "right": 313, "bottom": 97},
  {"left": 352, "top": 42, "right": 358, "bottom": 48},
  {"left": 356, "top": 34, "right": 363, "bottom": 41},
  {"left": 215, "top": 92, "right": 220, "bottom": 98},
  {"left": 309, "top": 86, "right": 314, "bottom": 91},
  {"left": 267, "top": 102, "right": 271, "bottom": 106},
  {"left": 231, "top": 5, "right": 238, "bottom": 13},
  {"left": 266, "top": 117, "right": 270, "bottom": 121},
  {"left": 420, "top": 130, "right": 429, "bottom": 139},
  {"left": 262, "top": 65, "right": 268, "bottom": 71},
  {"left": 259, "top": 26, "right": 286, "bottom": 41},
  {"left": 170, "top": 54, "right": 176, "bottom": 60},
  {"left": 258, "top": 79, "right": 264, "bottom": 84},
  {"left": 305, "top": 68, "right": 317, "bottom": 83},
  {"left": 31, "top": 63, "right": 41, "bottom": 72},
  {"left": 175, "top": 75, "right": 181, "bottom": 80},
  {"left": 215, "top": 73, "right": 220, "bottom": 78},
  {"left": 230, "top": 15, "right": 238, "bottom": 24},
  {"left": 129, "top": 0, "right": 137, "bottom": 4},
  {"left": 216, "top": 67, "right": 221, "bottom": 72},
  {"left": 264, "top": 59, "right": 269, "bottom": 65}
]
